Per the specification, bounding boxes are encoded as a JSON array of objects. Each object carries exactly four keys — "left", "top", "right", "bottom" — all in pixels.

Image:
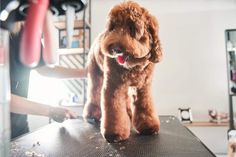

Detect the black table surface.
[{"left": 11, "top": 116, "right": 216, "bottom": 157}]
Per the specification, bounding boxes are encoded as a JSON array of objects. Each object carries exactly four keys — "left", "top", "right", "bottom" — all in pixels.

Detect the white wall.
[{"left": 91, "top": 0, "right": 236, "bottom": 121}]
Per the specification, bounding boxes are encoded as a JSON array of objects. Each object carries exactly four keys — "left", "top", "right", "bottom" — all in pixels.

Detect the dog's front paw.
[
  {"left": 83, "top": 102, "right": 101, "bottom": 123},
  {"left": 103, "top": 133, "right": 128, "bottom": 143},
  {"left": 101, "top": 129, "right": 130, "bottom": 143},
  {"left": 101, "top": 119, "right": 130, "bottom": 143},
  {"left": 134, "top": 115, "right": 160, "bottom": 135}
]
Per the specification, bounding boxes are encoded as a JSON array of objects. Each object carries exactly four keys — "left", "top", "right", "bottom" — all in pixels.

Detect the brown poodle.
[{"left": 83, "top": 1, "right": 162, "bottom": 143}]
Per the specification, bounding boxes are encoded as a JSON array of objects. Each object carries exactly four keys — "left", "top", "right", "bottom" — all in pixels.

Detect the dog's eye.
[
  {"left": 108, "top": 20, "right": 116, "bottom": 31},
  {"left": 109, "top": 24, "right": 115, "bottom": 31},
  {"left": 129, "top": 25, "right": 136, "bottom": 38},
  {"left": 140, "top": 36, "right": 147, "bottom": 43}
]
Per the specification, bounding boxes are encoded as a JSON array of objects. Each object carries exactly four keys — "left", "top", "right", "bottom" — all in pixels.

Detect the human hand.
[{"left": 49, "top": 107, "right": 77, "bottom": 123}]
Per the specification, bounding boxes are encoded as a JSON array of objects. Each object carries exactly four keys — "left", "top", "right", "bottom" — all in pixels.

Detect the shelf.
[
  {"left": 184, "top": 121, "right": 228, "bottom": 127},
  {"left": 57, "top": 48, "right": 89, "bottom": 55},
  {"left": 54, "top": 20, "right": 91, "bottom": 30}
]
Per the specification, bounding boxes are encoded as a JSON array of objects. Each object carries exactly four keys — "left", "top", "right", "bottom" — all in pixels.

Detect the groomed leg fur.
[
  {"left": 132, "top": 84, "right": 160, "bottom": 135},
  {"left": 100, "top": 77, "right": 131, "bottom": 142},
  {"left": 83, "top": 56, "right": 103, "bottom": 122}
]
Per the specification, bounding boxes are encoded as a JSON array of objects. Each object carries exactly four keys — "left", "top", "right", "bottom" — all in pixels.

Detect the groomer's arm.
[
  {"left": 35, "top": 66, "right": 88, "bottom": 79},
  {"left": 11, "top": 94, "right": 50, "bottom": 116},
  {"left": 10, "top": 94, "right": 77, "bottom": 122}
]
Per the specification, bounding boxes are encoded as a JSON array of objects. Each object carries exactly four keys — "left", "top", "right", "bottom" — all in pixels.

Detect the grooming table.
[{"left": 10, "top": 116, "right": 215, "bottom": 157}]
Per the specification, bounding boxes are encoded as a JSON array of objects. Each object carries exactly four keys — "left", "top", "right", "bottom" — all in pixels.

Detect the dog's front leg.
[
  {"left": 133, "top": 83, "right": 160, "bottom": 135},
  {"left": 83, "top": 56, "right": 103, "bottom": 122},
  {"left": 100, "top": 79, "right": 131, "bottom": 143}
]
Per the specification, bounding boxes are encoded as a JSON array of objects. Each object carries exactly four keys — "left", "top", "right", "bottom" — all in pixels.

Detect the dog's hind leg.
[
  {"left": 83, "top": 57, "right": 103, "bottom": 122},
  {"left": 132, "top": 83, "right": 160, "bottom": 135}
]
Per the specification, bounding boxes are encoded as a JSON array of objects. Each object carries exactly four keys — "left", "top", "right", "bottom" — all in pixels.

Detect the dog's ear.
[{"left": 147, "top": 15, "right": 163, "bottom": 63}]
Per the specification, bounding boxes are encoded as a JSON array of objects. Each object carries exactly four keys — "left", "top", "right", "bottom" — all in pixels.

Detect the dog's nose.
[
  {"left": 114, "top": 48, "right": 123, "bottom": 54},
  {"left": 110, "top": 45, "right": 124, "bottom": 54}
]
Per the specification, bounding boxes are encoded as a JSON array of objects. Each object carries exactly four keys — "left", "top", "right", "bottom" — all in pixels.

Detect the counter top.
[{"left": 11, "top": 116, "right": 215, "bottom": 157}]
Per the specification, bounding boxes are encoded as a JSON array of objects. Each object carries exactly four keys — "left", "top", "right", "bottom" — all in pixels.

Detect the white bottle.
[
  {"left": 0, "top": 28, "right": 11, "bottom": 157},
  {"left": 227, "top": 40, "right": 234, "bottom": 51}
]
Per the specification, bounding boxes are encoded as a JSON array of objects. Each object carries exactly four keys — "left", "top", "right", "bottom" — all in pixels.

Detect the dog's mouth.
[
  {"left": 116, "top": 54, "right": 129, "bottom": 64},
  {"left": 110, "top": 47, "right": 150, "bottom": 67},
  {"left": 110, "top": 48, "right": 129, "bottom": 64}
]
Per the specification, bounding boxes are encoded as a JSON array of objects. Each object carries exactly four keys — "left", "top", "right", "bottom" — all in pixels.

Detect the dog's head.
[{"left": 101, "top": 1, "right": 162, "bottom": 69}]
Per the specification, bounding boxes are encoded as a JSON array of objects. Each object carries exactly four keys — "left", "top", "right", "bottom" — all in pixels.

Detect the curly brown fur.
[{"left": 83, "top": 1, "right": 162, "bottom": 142}]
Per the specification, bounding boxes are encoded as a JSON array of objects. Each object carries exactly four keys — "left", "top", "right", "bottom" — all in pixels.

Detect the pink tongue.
[{"left": 117, "top": 55, "right": 125, "bottom": 64}]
